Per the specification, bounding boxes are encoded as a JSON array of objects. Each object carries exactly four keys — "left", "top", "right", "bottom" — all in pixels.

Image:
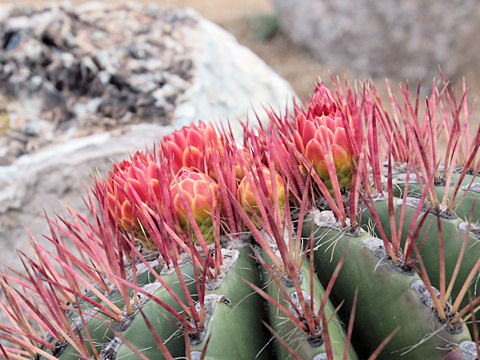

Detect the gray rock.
[
  {"left": 274, "top": 0, "right": 480, "bottom": 83},
  {"left": 0, "top": 3, "right": 197, "bottom": 148}
]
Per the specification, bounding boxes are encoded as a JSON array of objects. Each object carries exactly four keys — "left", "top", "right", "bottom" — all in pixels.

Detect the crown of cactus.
[
  {"left": 169, "top": 168, "right": 221, "bottom": 245},
  {"left": 160, "top": 121, "right": 224, "bottom": 176},
  {"left": 1, "top": 77, "right": 480, "bottom": 360},
  {"left": 293, "top": 83, "right": 356, "bottom": 193},
  {"left": 106, "top": 151, "right": 162, "bottom": 231}
]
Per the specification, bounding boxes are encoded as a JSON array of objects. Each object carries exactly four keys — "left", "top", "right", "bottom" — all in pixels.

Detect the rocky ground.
[
  {"left": 0, "top": 3, "right": 195, "bottom": 165},
  {"left": 0, "top": 0, "right": 346, "bottom": 99}
]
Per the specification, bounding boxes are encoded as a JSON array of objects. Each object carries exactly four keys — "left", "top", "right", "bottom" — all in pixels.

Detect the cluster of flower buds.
[
  {"left": 102, "top": 83, "right": 358, "bottom": 251},
  {"left": 160, "top": 121, "right": 224, "bottom": 176},
  {"left": 104, "top": 122, "right": 225, "bottom": 247}
]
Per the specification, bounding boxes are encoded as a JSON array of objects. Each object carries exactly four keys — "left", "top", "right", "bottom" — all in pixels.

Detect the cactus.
[
  {"left": 160, "top": 120, "right": 224, "bottom": 177},
  {"left": 1, "top": 77, "right": 480, "bottom": 360}
]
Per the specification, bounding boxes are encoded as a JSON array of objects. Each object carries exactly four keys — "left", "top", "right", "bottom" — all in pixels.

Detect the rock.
[
  {"left": 0, "top": 2, "right": 295, "bottom": 271},
  {"left": 173, "top": 8, "right": 294, "bottom": 137},
  {"left": 0, "top": 124, "right": 175, "bottom": 271},
  {"left": 274, "top": 0, "right": 480, "bottom": 83},
  {"left": 0, "top": 2, "right": 198, "bottom": 152}
]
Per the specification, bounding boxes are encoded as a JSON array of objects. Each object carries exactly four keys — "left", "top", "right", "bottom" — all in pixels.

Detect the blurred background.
[{"left": 6, "top": 0, "right": 478, "bottom": 100}]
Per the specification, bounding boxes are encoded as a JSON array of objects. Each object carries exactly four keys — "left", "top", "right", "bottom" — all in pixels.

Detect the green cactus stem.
[
  {"left": 362, "top": 197, "right": 480, "bottom": 323},
  {"left": 261, "top": 250, "right": 358, "bottom": 359},
  {"left": 303, "top": 210, "right": 472, "bottom": 360},
  {"left": 188, "top": 246, "right": 271, "bottom": 359},
  {"left": 113, "top": 261, "right": 196, "bottom": 360},
  {"left": 57, "top": 261, "right": 195, "bottom": 360},
  {"left": 392, "top": 172, "right": 480, "bottom": 220}
]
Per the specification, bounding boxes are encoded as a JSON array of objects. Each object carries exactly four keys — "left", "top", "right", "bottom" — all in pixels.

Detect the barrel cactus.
[{"left": 0, "top": 78, "right": 479, "bottom": 360}]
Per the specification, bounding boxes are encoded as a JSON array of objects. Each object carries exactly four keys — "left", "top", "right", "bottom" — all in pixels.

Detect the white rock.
[
  {"left": 174, "top": 8, "right": 294, "bottom": 137},
  {"left": 75, "top": 1, "right": 110, "bottom": 14},
  {"left": 0, "top": 123, "right": 173, "bottom": 270},
  {"left": 0, "top": 166, "right": 21, "bottom": 211}
]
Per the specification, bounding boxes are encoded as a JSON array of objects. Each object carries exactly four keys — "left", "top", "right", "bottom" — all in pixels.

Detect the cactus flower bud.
[
  {"left": 237, "top": 167, "right": 286, "bottom": 227},
  {"left": 170, "top": 168, "right": 221, "bottom": 244},
  {"left": 161, "top": 121, "right": 223, "bottom": 175},
  {"left": 106, "top": 152, "right": 162, "bottom": 231},
  {"left": 234, "top": 150, "right": 255, "bottom": 181},
  {"left": 293, "top": 85, "right": 354, "bottom": 192}
]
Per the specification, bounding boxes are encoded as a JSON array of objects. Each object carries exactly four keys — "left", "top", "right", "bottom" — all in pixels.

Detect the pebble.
[
  {"left": 60, "top": 52, "right": 75, "bottom": 68},
  {"left": 29, "top": 75, "right": 43, "bottom": 89}
]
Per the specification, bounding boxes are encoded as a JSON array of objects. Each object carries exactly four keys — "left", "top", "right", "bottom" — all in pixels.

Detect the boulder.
[
  {"left": 0, "top": 2, "right": 295, "bottom": 270},
  {"left": 274, "top": 0, "right": 480, "bottom": 83}
]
